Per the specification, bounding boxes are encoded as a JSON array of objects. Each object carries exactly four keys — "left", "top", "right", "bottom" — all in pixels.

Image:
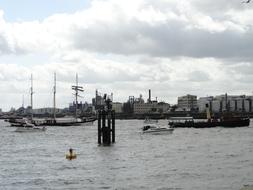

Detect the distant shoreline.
[{"left": 1, "top": 112, "right": 253, "bottom": 120}]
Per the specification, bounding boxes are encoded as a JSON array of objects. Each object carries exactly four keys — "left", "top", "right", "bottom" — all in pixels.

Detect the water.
[{"left": 1, "top": 119, "right": 253, "bottom": 190}]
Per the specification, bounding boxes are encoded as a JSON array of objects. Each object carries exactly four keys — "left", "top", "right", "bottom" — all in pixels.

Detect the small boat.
[
  {"left": 8, "top": 118, "right": 28, "bottom": 127},
  {"left": 142, "top": 125, "right": 174, "bottom": 134},
  {"left": 15, "top": 122, "right": 46, "bottom": 132}
]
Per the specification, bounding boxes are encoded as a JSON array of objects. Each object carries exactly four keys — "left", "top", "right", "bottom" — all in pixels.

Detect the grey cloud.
[
  {"left": 192, "top": 0, "right": 251, "bottom": 15},
  {"left": 0, "top": 35, "right": 11, "bottom": 55},
  {"left": 226, "top": 62, "right": 253, "bottom": 75},
  {"left": 73, "top": 18, "right": 253, "bottom": 61},
  {"left": 188, "top": 70, "right": 210, "bottom": 82},
  {"left": 55, "top": 67, "right": 141, "bottom": 84}
]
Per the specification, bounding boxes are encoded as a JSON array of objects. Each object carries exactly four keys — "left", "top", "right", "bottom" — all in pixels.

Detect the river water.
[{"left": 0, "top": 119, "right": 253, "bottom": 190}]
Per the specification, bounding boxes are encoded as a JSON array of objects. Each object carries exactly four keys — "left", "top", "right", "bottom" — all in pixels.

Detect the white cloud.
[{"left": 0, "top": 0, "right": 253, "bottom": 111}]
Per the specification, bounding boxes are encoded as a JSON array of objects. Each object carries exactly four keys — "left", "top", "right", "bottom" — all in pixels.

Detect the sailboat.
[
  {"left": 39, "top": 73, "right": 96, "bottom": 126},
  {"left": 15, "top": 74, "right": 46, "bottom": 132}
]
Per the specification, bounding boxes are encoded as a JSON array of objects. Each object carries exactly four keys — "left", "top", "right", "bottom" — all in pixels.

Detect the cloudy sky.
[{"left": 0, "top": 0, "right": 253, "bottom": 111}]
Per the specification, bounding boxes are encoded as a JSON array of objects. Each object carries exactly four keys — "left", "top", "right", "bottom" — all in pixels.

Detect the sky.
[{"left": 0, "top": 0, "right": 253, "bottom": 111}]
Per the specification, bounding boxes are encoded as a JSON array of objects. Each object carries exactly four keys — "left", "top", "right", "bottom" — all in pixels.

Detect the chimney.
[{"left": 149, "top": 89, "right": 151, "bottom": 102}]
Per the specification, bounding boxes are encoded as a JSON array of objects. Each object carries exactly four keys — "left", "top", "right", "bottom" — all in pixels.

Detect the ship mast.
[
  {"left": 53, "top": 72, "right": 56, "bottom": 121},
  {"left": 71, "top": 73, "right": 84, "bottom": 119},
  {"left": 30, "top": 74, "right": 34, "bottom": 121},
  {"left": 22, "top": 94, "right": 24, "bottom": 108}
]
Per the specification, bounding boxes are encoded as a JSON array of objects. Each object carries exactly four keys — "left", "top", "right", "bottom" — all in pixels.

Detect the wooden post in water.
[
  {"left": 97, "top": 99, "right": 116, "bottom": 145},
  {"left": 107, "top": 110, "right": 111, "bottom": 144},
  {"left": 98, "top": 110, "right": 102, "bottom": 144},
  {"left": 112, "top": 110, "right": 115, "bottom": 143}
]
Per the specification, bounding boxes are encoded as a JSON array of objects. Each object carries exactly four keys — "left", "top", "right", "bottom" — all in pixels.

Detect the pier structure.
[{"left": 97, "top": 94, "right": 115, "bottom": 145}]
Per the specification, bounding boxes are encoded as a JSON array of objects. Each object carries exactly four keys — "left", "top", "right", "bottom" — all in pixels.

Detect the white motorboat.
[
  {"left": 142, "top": 125, "right": 174, "bottom": 134},
  {"left": 15, "top": 122, "right": 46, "bottom": 132}
]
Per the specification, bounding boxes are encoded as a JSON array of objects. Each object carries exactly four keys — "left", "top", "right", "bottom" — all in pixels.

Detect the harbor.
[{"left": 1, "top": 0, "right": 253, "bottom": 189}]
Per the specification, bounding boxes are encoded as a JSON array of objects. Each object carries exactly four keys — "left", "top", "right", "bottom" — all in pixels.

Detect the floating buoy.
[
  {"left": 66, "top": 153, "right": 77, "bottom": 160},
  {"left": 66, "top": 148, "right": 77, "bottom": 160}
]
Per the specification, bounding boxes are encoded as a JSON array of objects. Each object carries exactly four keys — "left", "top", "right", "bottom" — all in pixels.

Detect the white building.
[
  {"left": 197, "top": 94, "right": 253, "bottom": 113},
  {"left": 211, "top": 100, "right": 221, "bottom": 113},
  {"left": 112, "top": 102, "right": 123, "bottom": 113},
  {"left": 156, "top": 102, "right": 170, "bottom": 113},
  {"left": 133, "top": 101, "right": 170, "bottom": 114},
  {"left": 177, "top": 94, "right": 198, "bottom": 111},
  {"left": 133, "top": 102, "right": 157, "bottom": 114},
  {"left": 197, "top": 96, "right": 213, "bottom": 112}
]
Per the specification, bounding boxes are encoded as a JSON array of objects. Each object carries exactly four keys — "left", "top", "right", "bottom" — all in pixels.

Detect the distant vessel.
[
  {"left": 15, "top": 74, "right": 47, "bottom": 132},
  {"left": 142, "top": 124, "right": 174, "bottom": 134},
  {"left": 36, "top": 73, "right": 96, "bottom": 126},
  {"left": 7, "top": 74, "right": 96, "bottom": 127},
  {"left": 169, "top": 102, "right": 250, "bottom": 128},
  {"left": 15, "top": 122, "right": 46, "bottom": 132},
  {"left": 169, "top": 117, "right": 250, "bottom": 128},
  {"left": 8, "top": 118, "right": 28, "bottom": 127}
]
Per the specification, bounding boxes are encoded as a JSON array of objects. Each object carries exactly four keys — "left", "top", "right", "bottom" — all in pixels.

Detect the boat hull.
[
  {"left": 15, "top": 126, "right": 46, "bottom": 132},
  {"left": 170, "top": 118, "right": 250, "bottom": 128},
  {"left": 143, "top": 128, "right": 174, "bottom": 134},
  {"left": 33, "top": 117, "right": 97, "bottom": 127}
]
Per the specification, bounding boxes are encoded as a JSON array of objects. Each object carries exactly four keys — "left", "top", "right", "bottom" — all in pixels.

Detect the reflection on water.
[{"left": 1, "top": 119, "right": 253, "bottom": 190}]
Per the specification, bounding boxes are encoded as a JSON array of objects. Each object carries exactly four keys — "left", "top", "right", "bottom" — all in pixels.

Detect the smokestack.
[
  {"left": 149, "top": 89, "right": 151, "bottom": 102},
  {"left": 225, "top": 93, "right": 228, "bottom": 111}
]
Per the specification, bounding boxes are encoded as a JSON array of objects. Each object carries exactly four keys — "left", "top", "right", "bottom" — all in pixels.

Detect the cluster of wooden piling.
[{"left": 98, "top": 110, "right": 115, "bottom": 145}]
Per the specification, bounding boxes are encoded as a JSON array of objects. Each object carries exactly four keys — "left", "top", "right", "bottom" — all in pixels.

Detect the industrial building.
[
  {"left": 133, "top": 90, "right": 170, "bottom": 114},
  {"left": 112, "top": 102, "right": 123, "bottom": 113},
  {"left": 177, "top": 94, "right": 198, "bottom": 111},
  {"left": 197, "top": 94, "right": 253, "bottom": 113}
]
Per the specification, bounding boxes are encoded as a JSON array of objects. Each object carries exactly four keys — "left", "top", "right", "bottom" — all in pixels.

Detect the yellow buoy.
[
  {"left": 66, "top": 153, "right": 77, "bottom": 160},
  {"left": 66, "top": 148, "right": 77, "bottom": 160}
]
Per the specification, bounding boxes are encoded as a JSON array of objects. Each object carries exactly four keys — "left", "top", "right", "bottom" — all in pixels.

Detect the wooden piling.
[
  {"left": 97, "top": 108, "right": 116, "bottom": 145},
  {"left": 107, "top": 111, "right": 111, "bottom": 144},
  {"left": 98, "top": 110, "right": 101, "bottom": 144},
  {"left": 112, "top": 110, "right": 115, "bottom": 143}
]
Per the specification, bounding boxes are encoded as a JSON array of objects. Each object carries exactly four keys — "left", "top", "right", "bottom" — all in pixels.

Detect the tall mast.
[
  {"left": 75, "top": 74, "right": 78, "bottom": 119},
  {"left": 71, "top": 73, "right": 84, "bottom": 119},
  {"left": 22, "top": 94, "right": 24, "bottom": 108},
  {"left": 30, "top": 74, "right": 34, "bottom": 121},
  {"left": 53, "top": 72, "right": 56, "bottom": 120}
]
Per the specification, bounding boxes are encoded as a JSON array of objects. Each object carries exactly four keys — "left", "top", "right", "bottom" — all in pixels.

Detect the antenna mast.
[
  {"left": 30, "top": 74, "right": 34, "bottom": 121},
  {"left": 53, "top": 72, "right": 56, "bottom": 121},
  {"left": 71, "top": 73, "right": 84, "bottom": 119},
  {"left": 22, "top": 94, "right": 24, "bottom": 108}
]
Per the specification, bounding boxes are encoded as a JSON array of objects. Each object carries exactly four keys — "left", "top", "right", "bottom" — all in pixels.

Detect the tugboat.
[{"left": 169, "top": 100, "right": 250, "bottom": 128}]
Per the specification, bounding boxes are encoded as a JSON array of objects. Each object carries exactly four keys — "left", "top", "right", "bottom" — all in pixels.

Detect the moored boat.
[
  {"left": 168, "top": 116, "right": 250, "bottom": 128},
  {"left": 169, "top": 102, "right": 250, "bottom": 128},
  {"left": 15, "top": 122, "right": 46, "bottom": 132},
  {"left": 37, "top": 117, "right": 96, "bottom": 126},
  {"left": 142, "top": 124, "right": 174, "bottom": 134}
]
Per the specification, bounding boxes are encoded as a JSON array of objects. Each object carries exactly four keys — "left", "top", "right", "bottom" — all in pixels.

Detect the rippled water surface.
[{"left": 1, "top": 119, "right": 253, "bottom": 190}]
